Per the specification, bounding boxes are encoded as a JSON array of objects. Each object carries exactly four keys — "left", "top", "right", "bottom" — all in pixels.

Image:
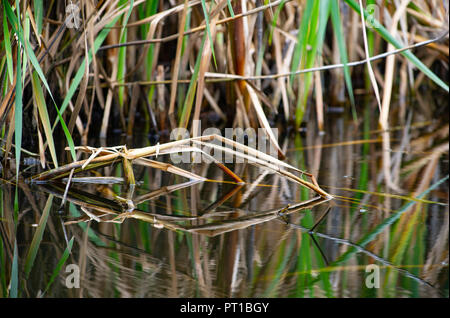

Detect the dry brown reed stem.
[
  {"left": 30, "top": 135, "right": 332, "bottom": 199},
  {"left": 48, "top": 178, "right": 329, "bottom": 236},
  {"left": 232, "top": 1, "right": 246, "bottom": 95}
]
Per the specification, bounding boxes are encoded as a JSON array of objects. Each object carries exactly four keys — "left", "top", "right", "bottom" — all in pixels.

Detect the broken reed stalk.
[{"left": 30, "top": 135, "right": 333, "bottom": 200}]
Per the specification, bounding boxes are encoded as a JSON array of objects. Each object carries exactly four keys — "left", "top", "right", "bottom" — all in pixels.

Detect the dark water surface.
[{"left": 1, "top": 105, "right": 448, "bottom": 298}]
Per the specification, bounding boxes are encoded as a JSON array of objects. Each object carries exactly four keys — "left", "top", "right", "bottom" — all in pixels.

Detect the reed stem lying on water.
[{"left": 31, "top": 135, "right": 333, "bottom": 199}]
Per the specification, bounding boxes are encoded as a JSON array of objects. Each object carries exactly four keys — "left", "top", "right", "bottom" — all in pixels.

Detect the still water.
[{"left": 1, "top": 105, "right": 448, "bottom": 298}]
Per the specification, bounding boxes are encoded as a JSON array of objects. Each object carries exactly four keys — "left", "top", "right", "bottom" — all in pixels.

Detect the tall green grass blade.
[
  {"left": 34, "top": 0, "right": 43, "bottom": 34},
  {"left": 2, "top": 7, "right": 14, "bottom": 85},
  {"left": 117, "top": 0, "right": 134, "bottom": 107},
  {"left": 143, "top": 0, "right": 159, "bottom": 81},
  {"left": 22, "top": 12, "right": 30, "bottom": 82},
  {"left": 178, "top": 34, "right": 206, "bottom": 130},
  {"left": 11, "top": 0, "right": 23, "bottom": 179},
  {"left": 268, "top": 0, "right": 286, "bottom": 45},
  {"left": 43, "top": 237, "right": 74, "bottom": 295},
  {"left": 138, "top": 0, "right": 157, "bottom": 36},
  {"left": 3, "top": 0, "right": 18, "bottom": 30},
  {"left": 54, "top": 106, "right": 76, "bottom": 161},
  {"left": 9, "top": 240, "right": 19, "bottom": 298},
  {"left": 227, "top": 0, "right": 235, "bottom": 17},
  {"left": 5, "top": 1, "right": 49, "bottom": 106},
  {"left": 295, "top": 0, "right": 329, "bottom": 127},
  {"left": 14, "top": 50, "right": 22, "bottom": 179},
  {"left": 140, "top": 1, "right": 159, "bottom": 111},
  {"left": 290, "top": 0, "right": 314, "bottom": 85},
  {"left": 24, "top": 195, "right": 54, "bottom": 277},
  {"left": 365, "top": 0, "right": 375, "bottom": 89},
  {"left": 31, "top": 70, "right": 58, "bottom": 167},
  {"left": 3, "top": 0, "right": 76, "bottom": 161},
  {"left": 344, "top": 0, "right": 449, "bottom": 92},
  {"left": 119, "top": 0, "right": 134, "bottom": 40},
  {"left": 330, "top": 0, "right": 357, "bottom": 121}
]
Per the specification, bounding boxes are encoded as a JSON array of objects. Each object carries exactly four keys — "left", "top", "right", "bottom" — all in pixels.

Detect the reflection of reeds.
[
  {"left": 39, "top": 180, "right": 329, "bottom": 237},
  {"left": 1, "top": 116, "right": 448, "bottom": 297}
]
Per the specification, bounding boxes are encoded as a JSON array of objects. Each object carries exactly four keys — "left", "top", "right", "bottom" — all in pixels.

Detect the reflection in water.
[
  {"left": 40, "top": 181, "right": 329, "bottom": 237},
  {"left": 0, "top": 113, "right": 448, "bottom": 298}
]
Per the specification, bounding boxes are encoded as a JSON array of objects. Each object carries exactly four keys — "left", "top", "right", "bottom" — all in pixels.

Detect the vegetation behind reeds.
[{"left": 0, "top": 0, "right": 448, "bottom": 172}]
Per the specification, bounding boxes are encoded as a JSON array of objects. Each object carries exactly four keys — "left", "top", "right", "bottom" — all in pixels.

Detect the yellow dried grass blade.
[
  {"left": 31, "top": 71, "right": 58, "bottom": 168},
  {"left": 247, "top": 84, "right": 285, "bottom": 159}
]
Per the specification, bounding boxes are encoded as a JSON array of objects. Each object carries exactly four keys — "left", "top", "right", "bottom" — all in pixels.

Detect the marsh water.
[{"left": 1, "top": 101, "right": 448, "bottom": 298}]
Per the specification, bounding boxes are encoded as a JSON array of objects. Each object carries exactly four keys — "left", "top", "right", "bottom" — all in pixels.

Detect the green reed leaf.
[
  {"left": 200, "top": 0, "right": 217, "bottom": 69},
  {"left": 2, "top": 7, "right": 14, "bottom": 85},
  {"left": 330, "top": 0, "right": 357, "bottom": 121}
]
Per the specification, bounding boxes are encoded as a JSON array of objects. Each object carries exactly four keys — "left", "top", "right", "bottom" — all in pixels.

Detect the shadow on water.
[{"left": 0, "top": 105, "right": 448, "bottom": 298}]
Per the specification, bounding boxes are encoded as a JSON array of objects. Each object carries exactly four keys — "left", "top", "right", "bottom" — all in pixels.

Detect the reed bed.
[{"left": 0, "top": 0, "right": 448, "bottom": 174}]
